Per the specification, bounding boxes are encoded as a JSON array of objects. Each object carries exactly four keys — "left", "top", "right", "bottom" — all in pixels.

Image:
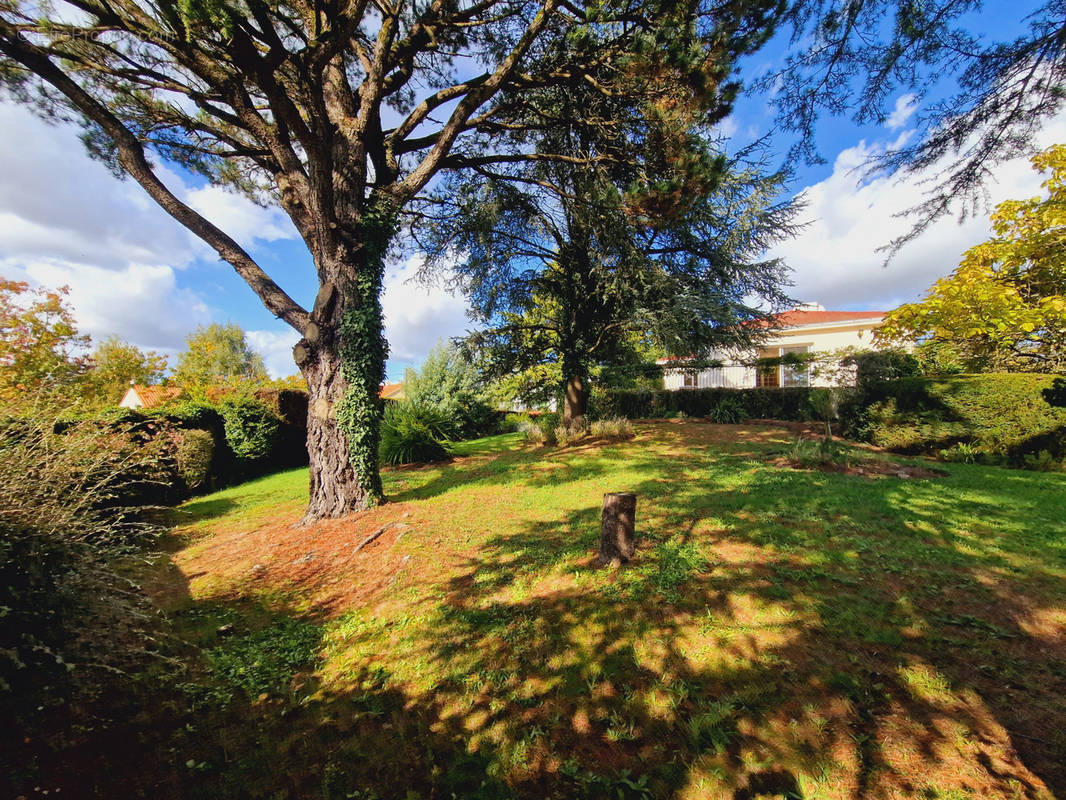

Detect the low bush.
[
  {"left": 500, "top": 412, "right": 533, "bottom": 432},
  {"left": 175, "top": 428, "right": 216, "bottom": 490},
  {"left": 707, "top": 397, "right": 745, "bottom": 424},
  {"left": 522, "top": 419, "right": 557, "bottom": 446},
  {"left": 379, "top": 402, "right": 456, "bottom": 465},
  {"left": 842, "top": 348, "right": 922, "bottom": 386},
  {"left": 854, "top": 373, "right": 1066, "bottom": 467},
  {"left": 588, "top": 417, "right": 634, "bottom": 440},
  {"left": 598, "top": 387, "right": 817, "bottom": 422},
  {"left": 789, "top": 436, "right": 853, "bottom": 468},
  {"left": 220, "top": 398, "right": 281, "bottom": 463},
  {"left": 0, "top": 401, "right": 167, "bottom": 723}
]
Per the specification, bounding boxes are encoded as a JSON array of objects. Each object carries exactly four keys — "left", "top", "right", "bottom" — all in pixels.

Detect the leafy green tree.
[
  {"left": 403, "top": 340, "right": 495, "bottom": 437},
  {"left": 0, "top": 279, "right": 89, "bottom": 406},
  {"left": 877, "top": 146, "right": 1066, "bottom": 371},
  {"left": 0, "top": 0, "right": 786, "bottom": 519},
  {"left": 85, "top": 336, "right": 168, "bottom": 406},
  {"left": 426, "top": 145, "right": 798, "bottom": 421},
  {"left": 173, "top": 323, "right": 268, "bottom": 388},
  {"left": 761, "top": 1, "right": 1066, "bottom": 252}
]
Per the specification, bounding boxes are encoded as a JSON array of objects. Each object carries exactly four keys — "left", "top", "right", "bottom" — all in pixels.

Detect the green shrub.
[
  {"left": 175, "top": 428, "right": 216, "bottom": 490},
  {"left": 454, "top": 399, "right": 500, "bottom": 438},
  {"left": 588, "top": 417, "right": 634, "bottom": 440},
  {"left": 707, "top": 397, "right": 745, "bottom": 424},
  {"left": 938, "top": 442, "right": 982, "bottom": 464},
  {"left": 501, "top": 412, "right": 532, "bottom": 432},
  {"left": 602, "top": 387, "right": 815, "bottom": 421},
  {"left": 857, "top": 374, "right": 1066, "bottom": 467},
  {"left": 842, "top": 348, "right": 921, "bottom": 386},
  {"left": 220, "top": 398, "right": 281, "bottom": 462},
  {"left": 789, "top": 436, "right": 853, "bottom": 468},
  {"left": 0, "top": 403, "right": 167, "bottom": 720},
  {"left": 379, "top": 402, "right": 456, "bottom": 465}
]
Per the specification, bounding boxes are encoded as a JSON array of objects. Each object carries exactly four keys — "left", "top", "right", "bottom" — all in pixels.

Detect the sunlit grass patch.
[{"left": 144, "top": 420, "right": 1066, "bottom": 800}]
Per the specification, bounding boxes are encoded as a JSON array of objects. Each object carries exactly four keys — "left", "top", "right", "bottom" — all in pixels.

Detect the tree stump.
[{"left": 597, "top": 492, "right": 636, "bottom": 567}]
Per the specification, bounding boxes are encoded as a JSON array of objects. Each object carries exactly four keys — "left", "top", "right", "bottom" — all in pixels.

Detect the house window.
[
  {"left": 781, "top": 345, "right": 810, "bottom": 387},
  {"left": 755, "top": 347, "right": 779, "bottom": 388},
  {"left": 755, "top": 363, "right": 779, "bottom": 388},
  {"left": 682, "top": 370, "right": 698, "bottom": 389}
]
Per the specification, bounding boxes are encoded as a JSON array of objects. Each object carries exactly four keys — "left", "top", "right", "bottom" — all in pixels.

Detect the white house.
[{"left": 660, "top": 303, "right": 889, "bottom": 390}]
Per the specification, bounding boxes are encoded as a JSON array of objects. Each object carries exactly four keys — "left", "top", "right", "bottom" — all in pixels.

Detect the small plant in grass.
[
  {"left": 379, "top": 402, "right": 457, "bottom": 465},
  {"left": 707, "top": 397, "right": 745, "bottom": 424},
  {"left": 1022, "top": 449, "right": 1063, "bottom": 471},
  {"left": 789, "top": 436, "right": 853, "bottom": 468},
  {"left": 589, "top": 417, "right": 634, "bottom": 440},
  {"left": 688, "top": 697, "right": 738, "bottom": 754},
  {"left": 938, "top": 442, "right": 982, "bottom": 464}
]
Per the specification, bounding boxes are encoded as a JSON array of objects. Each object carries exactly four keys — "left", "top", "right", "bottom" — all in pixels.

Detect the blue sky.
[{"left": 0, "top": 2, "right": 1057, "bottom": 381}]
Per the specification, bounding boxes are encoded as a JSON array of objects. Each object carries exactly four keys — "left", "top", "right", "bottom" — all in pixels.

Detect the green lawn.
[{"left": 96, "top": 423, "right": 1066, "bottom": 798}]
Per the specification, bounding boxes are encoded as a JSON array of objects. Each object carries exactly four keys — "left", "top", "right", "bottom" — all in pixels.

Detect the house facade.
[{"left": 660, "top": 304, "right": 889, "bottom": 390}]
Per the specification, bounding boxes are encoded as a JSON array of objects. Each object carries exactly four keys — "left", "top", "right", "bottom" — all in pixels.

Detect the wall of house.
[
  {"left": 764, "top": 322, "right": 882, "bottom": 354},
  {"left": 663, "top": 320, "right": 885, "bottom": 390}
]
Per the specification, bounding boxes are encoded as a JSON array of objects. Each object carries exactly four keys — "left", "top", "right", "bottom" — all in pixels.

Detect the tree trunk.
[
  {"left": 291, "top": 205, "right": 395, "bottom": 523},
  {"left": 597, "top": 492, "right": 636, "bottom": 566},
  {"left": 563, "top": 374, "right": 587, "bottom": 425},
  {"left": 298, "top": 342, "right": 375, "bottom": 522}
]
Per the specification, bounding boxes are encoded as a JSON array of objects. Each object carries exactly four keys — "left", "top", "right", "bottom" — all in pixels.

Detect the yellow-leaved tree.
[{"left": 877, "top": 146, "right": 1066, "bottom": 371}]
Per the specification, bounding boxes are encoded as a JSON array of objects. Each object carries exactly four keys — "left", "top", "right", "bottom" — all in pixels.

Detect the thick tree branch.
[{"left": 0, "top": 26, "right": 310, "bottom": 333}]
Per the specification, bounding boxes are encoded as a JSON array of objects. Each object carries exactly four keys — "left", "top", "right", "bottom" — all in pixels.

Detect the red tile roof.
[
  {"left": 379, "top": 382, "right": 406, "bottom": 400},
  {"left": 759, "top": 309, "right": 887, "bottom": 328},
  {"left": 128, "top": 385, "right": 182, "bottom": 408}
]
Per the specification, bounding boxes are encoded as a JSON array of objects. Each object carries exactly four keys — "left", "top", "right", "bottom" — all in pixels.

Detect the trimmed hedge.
[
  {"left": 53, "top": 390, "right": 311, "bottom": 503},
  {"left": 593, "top": 387, "right": 819, "bottom": 422},
  {"left": 853, "top": 373, "right": 1066, "bottom": 465}
]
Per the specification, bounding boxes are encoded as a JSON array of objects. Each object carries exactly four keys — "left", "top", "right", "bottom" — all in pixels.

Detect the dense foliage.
[
  {"left": 0, "top": 400, "right": 167, "bottom": 717},
  {"left": 84, "top": 335, "right": 168, "bottom": 406},
  {"left": 596, "top": 386, "right": 819, "bottom": 422},
  {"left": 379, "top": 402, "right": 457, "bottom": 466},
  {"left": 220, "top": 398, "right": 281, "bottom": 463},
  {"left": 174, "top": 323, "right": 268, "bottom": 389},
  {"left": 425, "top": 141, "right": 799, "bottom": 420},
  {"left": 854, "top": 374, "right": 1066, "bottom": 467},
  {"left": 841, "top": 349, "right": 922, "bottom": 387},
  {"left": 878, "top": 147, "right": 1066, "bottom": 371},
  {"left": 403, "top": 341, "right": 498, "bottom": 439},
  {"left": 0, "top": 279, "right": 90, "bottom": 405}
]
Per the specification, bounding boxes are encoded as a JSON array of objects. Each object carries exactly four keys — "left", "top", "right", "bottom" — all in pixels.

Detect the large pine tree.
[{"left": 0, "top": 0, "right": 785, "bottom": 519}]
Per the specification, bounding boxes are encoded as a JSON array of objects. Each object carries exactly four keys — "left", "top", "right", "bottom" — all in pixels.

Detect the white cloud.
[
  {"left": 886, "top": 93, "right": 919, "bottom": 130},
  {"left": 4, "top": 259, "right": 211, "bottom": 352},
  {"left": 185, "top": 183, "right": 297, "bottom": 246},
  {"left": 246, "top": 328, "right": 302, "bottom": 378},
  {"left": 0, "top": 101, "right": 301, "bottom": 362},
  {"left": 770, "top": 115, "right": 1066, "bottom": 310},
  {"left": 381, "top": 256, "right": 472, "bottom": 370}
]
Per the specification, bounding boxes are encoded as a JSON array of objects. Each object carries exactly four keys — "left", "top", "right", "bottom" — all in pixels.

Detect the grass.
[{"left": 23, "top": 422, "right": 1066, "bottom": 799}]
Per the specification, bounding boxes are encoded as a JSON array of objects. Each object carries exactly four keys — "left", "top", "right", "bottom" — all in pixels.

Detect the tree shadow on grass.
[
  {"left": 16, "top": 423, "right": 1066, "bottom": 799},
  {"left": 378, "top": 457, "right": 1066, "bottom": 798}
]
